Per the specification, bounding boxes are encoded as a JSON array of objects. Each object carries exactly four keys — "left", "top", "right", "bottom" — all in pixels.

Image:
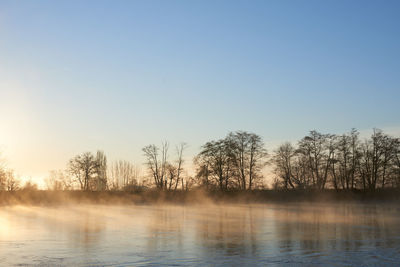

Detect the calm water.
[{"left": 0, "top": 203, "right": 399, "bottom": 266}]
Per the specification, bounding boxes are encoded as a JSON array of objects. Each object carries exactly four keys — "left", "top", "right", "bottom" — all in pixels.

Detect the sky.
[{"left": 0, "top": 0, "right": 400, "bottom": 185}]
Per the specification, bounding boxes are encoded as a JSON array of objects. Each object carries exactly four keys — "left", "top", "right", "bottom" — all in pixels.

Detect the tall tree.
[
  {"left": 143, "top": 142, "right": 169, "bottom": 189},
  {"left": 175, "top": 143, "right": 187, "bottom": 190},
  {"left": 358, "top": 129, "right": 397, "bottom": 190},
  {"left": 45, "top": 170, "right": 72, "bottom": 191},
  {"left": 297, "top": 131, "right": 335, "bottom": 189},
  {"left": 68, "top": 152, "right": 98, "bottom": 191},
  {"left": 228, "top": 131, "right": 267, "bottom": 190},
  {"left": 195, "top": 139, "right": 233, "bottom": 190},
  {"left": 272, "top": 142, "right": 296, "bottom": 189},
  {"left": 195, "top": 132, "right": 267, "bottom": 190},
  {"left": 94, "top": 151, "right": 108, "bottom": 191},
  {"left": 110, "top": 160, "right": 139, "bottom": 190},
  {"left": 0, "top": 167, "right": 5, "bottom": 191}
]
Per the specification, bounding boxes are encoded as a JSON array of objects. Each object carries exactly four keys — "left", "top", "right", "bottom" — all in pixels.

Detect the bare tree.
[
  {"left": 109, "top": 160, "right": 140, "bottom": 190},
  {"left": 194, "top": 156, "right": 211, "bottom": 190},
  {"left": 68, "top": 152, "right": 98, "bottom": 191},
  {"left": 247, "top": 133, "right": 268, "bottom": 189},
  {"left": 358, "top": 129, "right": 398, "bottom": 190},
  {"left": 392, "top": 139, "right": 400, "bottom": 187},
  {"left": 175, "top": 143, "right": 187, "bottom": 190},
  {"left": 142, "top": 142, "right": 187, "bottom": 190},
  {"left": 297, "top": 131, "right": 335, "bottom": 189},
  {"left": 0, "top": 153, "right": 20, "bottom": 191},
  {"left": 0, "top": 167, "right": 5, "bottom": 191},
  {"left": 94, "top": 151, "right": 108, "bottom": 191},
  {"left": 45, "top": 170, "right": 73, "bottom": 191},
  {"left": 22, "top": 180, "right": 38, "bottom": 191},
  {"left": 271, "top": 128, "right": 400, "bottom": 191},
  {"left": 272, "top": 142, "right": 296, "bottom": 189},
  {"left": 196, "top": 140, "right": 233, "bottom": 190},
  {"left": 5, "top": 170, "right": 20, "bottom": 191},
  {"left": 143, "top": 142, "right": 169, "bottom": 189},
  {"left": 349, "top": 129, "right": 360, "bottom": 189},
  {"left": 227, "top": 131, "right": 268, "bottom": 190},
  {"left": 195, "top": 132, "right": 267, "bottom": 191}
]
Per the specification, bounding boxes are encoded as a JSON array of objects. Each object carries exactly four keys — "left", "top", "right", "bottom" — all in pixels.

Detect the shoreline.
[{"left": 0, "top": 189, "right": 399, "bottom": 206}]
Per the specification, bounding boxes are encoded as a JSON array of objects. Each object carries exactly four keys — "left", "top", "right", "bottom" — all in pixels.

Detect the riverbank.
[{"left": 1, "top": 189, "right": 399, "bottom": 206}]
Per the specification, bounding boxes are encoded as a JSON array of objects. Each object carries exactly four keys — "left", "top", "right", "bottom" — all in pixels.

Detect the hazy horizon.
[{"left": 1, "top": 0, "right": 399, "bottom": 186}]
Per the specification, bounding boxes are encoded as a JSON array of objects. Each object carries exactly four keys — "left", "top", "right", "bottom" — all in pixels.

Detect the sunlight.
[
  {"left": 0, "top": 0, "right": 399, "bottom": 265},
  {"left": 0, "top": 211, "right": 10, "bottom": 239}
]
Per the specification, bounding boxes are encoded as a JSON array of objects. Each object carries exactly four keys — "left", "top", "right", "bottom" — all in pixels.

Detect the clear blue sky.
[{"left": 0, "top": 0, "right": 399, "bottom": 182}]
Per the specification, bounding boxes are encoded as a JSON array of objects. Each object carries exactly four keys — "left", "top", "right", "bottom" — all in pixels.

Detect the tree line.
[
  {"left": 0, "top": 168, "right": 38, "bottom": 192},
  {"left": 0, "top": 128, "right": 399, "bottom": 192},
  {"left": 272, "top": 129, "right": 400, "bottom": 190}
]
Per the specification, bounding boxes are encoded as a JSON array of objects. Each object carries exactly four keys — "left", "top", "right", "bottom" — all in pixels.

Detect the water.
[{"left": 0, "top": 203, "right": 399, "bottom": 266}]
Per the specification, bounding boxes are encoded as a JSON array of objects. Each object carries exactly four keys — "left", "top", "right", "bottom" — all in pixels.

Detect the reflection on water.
[{"left": 0, "top": 203, "right": 399, "bottom": 266}]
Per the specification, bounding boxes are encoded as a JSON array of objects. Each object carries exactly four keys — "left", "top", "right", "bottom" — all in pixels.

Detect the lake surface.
[{"left": 0, "top": 203, "right": 399, "bottom": 266}]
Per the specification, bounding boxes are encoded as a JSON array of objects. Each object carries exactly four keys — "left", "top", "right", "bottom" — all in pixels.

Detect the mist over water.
[{"left": 0, "top": 203, "right": 399, "bottom": 266}]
